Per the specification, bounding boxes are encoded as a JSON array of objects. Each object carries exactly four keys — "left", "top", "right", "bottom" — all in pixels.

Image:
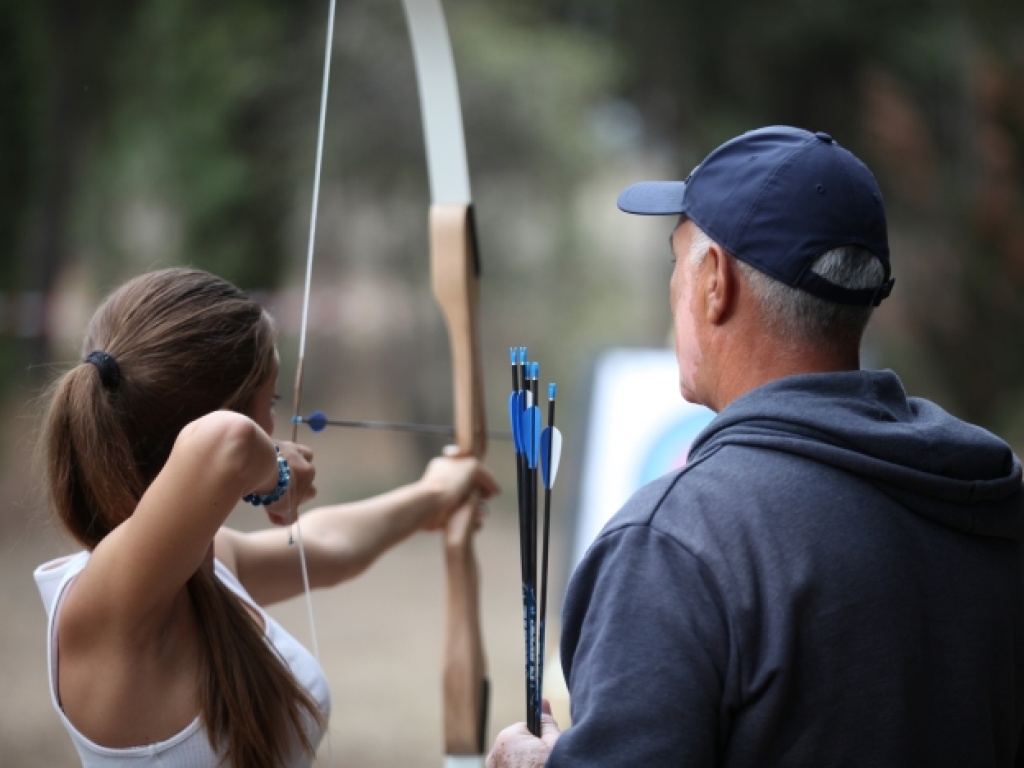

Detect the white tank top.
[{"left": 34, "top": 551, "right": 331, "bottom": 767}]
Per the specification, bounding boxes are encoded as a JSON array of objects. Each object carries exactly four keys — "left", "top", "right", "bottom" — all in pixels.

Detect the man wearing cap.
[{"left": 486, "top": 126, "right": 1024, "bottom": 767}]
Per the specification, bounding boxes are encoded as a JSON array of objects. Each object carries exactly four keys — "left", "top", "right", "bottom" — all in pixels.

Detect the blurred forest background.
[{"left": 1, "top": 0, "right": 1023, "bottom": 765}]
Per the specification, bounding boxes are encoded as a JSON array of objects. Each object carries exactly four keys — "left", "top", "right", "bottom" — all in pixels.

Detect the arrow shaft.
[
  {"left": 294, "top": 415, "right": 511, "bottom": 440},
  {"left": 535, "top": 387, "right": 558, "bottom": 732}
]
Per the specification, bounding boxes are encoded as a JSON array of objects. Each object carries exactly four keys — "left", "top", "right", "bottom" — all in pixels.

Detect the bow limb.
[{"left": 403, "top": 1, "right": 489, "bottom": 763}]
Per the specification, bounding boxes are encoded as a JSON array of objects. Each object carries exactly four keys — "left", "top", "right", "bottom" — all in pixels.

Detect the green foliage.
[
  {"left": 75, "top": 0, "right": 297, "bottom": 288},
  {"left": 534, "top": 0, "right": 1024, "bottom": 439},
  {"left": 1, "top": 0, "right": 1022, "bottom": 442}
]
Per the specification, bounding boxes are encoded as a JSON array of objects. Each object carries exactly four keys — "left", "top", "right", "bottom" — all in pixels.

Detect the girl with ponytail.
[{"left": 34, "top": 267, "right": 498, "bottom": 767}]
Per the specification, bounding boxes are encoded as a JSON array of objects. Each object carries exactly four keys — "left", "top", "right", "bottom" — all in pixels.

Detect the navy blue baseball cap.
[{"left": 617, "top": 126, "right": 894, "bottom": 306}]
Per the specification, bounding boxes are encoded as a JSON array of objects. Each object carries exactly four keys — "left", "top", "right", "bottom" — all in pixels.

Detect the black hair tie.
[{"left": 85, "top": 350, "right": 122, "bottom": 392}]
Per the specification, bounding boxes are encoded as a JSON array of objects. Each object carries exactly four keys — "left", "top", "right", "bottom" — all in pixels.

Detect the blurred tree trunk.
[
  {"left": 25, "top": 2, "right": 85, "bottom": 369},
  {"left": 10, "top": 0, "right": 137, "bottom": 375}
]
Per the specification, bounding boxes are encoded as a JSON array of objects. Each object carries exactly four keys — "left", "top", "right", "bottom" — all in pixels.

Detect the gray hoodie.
[{"left": 551, "top": 369, "right": 1024, "bottom": 767}]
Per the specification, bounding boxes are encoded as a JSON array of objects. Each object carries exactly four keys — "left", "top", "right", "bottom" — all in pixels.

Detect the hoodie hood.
[{"left": 688, "top": 369, "right": 1023, "bottom": 540}]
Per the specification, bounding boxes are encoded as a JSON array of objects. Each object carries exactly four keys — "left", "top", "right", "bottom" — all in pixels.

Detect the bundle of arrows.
[{"left": 508, "top": 346, "right": 563, "bottom": 736}]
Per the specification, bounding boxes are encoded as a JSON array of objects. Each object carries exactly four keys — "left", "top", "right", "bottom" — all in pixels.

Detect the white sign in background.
[{"left": 573, "top": 347, "right": 716, "bottom": 568}]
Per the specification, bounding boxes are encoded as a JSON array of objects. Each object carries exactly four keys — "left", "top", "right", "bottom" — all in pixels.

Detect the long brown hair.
[{"left": 42, "top": 267, "right": 325, "bottom": 765}]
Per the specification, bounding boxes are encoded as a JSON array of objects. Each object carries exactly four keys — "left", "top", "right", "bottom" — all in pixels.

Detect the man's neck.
[{"left": 704, "top": 326, "right": 859, "bottom": 412}]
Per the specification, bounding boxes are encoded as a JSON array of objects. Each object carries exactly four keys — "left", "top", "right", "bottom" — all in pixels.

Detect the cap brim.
[{"left": 616, "top": 181, "right": 688, "bottom": 215}]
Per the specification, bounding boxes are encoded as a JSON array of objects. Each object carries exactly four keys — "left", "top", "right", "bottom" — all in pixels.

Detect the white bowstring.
[
  {"left": 298, "top": 0, "right": 337, "bottom": 363},
  {"left": 289, "top": 0, "right": 338, "bottom": 764}
]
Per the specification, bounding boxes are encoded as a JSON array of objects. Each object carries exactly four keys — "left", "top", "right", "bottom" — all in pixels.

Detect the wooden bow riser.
[
  {"left": 430, "top": 203, "right": 487, "bottom": 460},
  {"left": 430, "top": 201, "right": 490, "bottom": 758}
]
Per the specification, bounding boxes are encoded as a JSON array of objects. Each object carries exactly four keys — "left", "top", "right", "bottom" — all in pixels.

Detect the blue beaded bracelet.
[{"left": 242, "top": 446, "right": 291, "bottom": 506}]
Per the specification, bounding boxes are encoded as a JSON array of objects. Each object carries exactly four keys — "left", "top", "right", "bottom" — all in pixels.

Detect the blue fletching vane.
[
  {"left": 518, "top": 391, "right": 530, "bottom": 448},
  {"left": 509, "top": 392, "right": 524, "bottom": 453},
  {"left": 541, "top": 427, "right": 563, "bottom": 489},
  {"left": 307, "top": 411, "right": 328, "bottom": 433},
  {"left": 521, "top": 405, "right": 542, "bottom": 469},
  {"left": 517, "top": 389, "right": 531, "bottom": 417}
]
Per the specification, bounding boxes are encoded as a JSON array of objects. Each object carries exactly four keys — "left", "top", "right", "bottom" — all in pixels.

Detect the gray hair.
[{"left": 687, "top": 225, "right": 885, "bottom": 350}]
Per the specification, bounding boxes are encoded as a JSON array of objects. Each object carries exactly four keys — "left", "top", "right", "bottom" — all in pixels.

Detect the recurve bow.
[
  {"left": 291, "top": 2, "right": 489, "bottom": 763},
  {"left": 402, "top": 2, "right": 490, "bottom": 764}
]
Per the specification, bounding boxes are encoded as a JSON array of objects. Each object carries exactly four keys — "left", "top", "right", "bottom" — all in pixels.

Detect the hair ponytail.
[
  {"left": 44, "top": 361, "right": 145, "bottom": 547},
  {"left": 188, "top": 568, "right": 324, "bottom": 765}
]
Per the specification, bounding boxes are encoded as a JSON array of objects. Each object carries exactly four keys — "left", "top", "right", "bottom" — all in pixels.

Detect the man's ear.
[{"left": 703, "top": 243, "right": 735, "bottom": 324}]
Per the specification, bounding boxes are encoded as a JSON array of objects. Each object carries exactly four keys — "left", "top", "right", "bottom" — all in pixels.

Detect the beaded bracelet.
[{"left": 242, "top": 446, "right": 291, "bottom": 506}]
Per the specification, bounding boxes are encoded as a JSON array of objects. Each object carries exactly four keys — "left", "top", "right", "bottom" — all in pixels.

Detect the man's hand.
[{"left": 486, "top": 699, "right": 562, "bottom": 768}]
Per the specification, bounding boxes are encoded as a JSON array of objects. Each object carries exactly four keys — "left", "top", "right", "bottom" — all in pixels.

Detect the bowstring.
[{"left": 289, "top": 0, "right": 338, "bottom": 763}]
